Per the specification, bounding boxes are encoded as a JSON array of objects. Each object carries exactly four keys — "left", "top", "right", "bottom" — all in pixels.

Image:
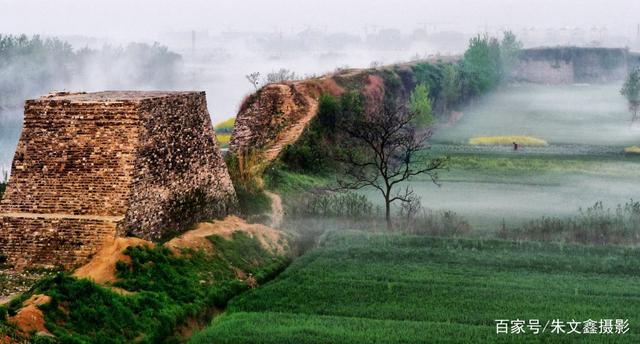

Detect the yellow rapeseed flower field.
[
  {"left": 468, "top": 136, "right": 548, "bottom": 146},
  {"left": 624, "top": 146, "right": 640, "bottom": 154},
  {"left": 217, "top": 134, "right": 231, "bottom": 146}
]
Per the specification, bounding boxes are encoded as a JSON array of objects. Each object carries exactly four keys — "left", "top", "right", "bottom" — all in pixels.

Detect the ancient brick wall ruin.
[
  {"left": 229, "top": 64, "right": 419, "bottom": 163},
  {"left": 512, "top": 47, "right": 631, "bottom": 84},
  {"left": 229, "top": 57, "right": 459, "bottom": 163},
  {"left": 230, "top": 48, "right": 635, "bottom": 166},
  {"left": 0, "top": 91, "right": 236, "bottom": 268}
]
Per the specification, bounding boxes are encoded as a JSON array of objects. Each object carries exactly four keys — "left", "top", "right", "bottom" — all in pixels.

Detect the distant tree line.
[
  {"left": 0, "top": 34, "right": 182, "bottom": 109},
  {"left": 376, "top": 31, "right": 523, "bottom": 119}
]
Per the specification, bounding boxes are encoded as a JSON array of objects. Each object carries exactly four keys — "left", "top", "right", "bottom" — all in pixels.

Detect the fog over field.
[
  {"left": 1, "top": 0, "right": 640, "bottom": 224},
  {"left": 433, "top": 83, "right": 638, "bottom": 145},
  {"left": 396, "top": 83, "right": 640, "bottom": 231}
]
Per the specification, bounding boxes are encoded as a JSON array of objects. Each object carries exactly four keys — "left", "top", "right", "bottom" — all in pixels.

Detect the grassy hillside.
[
  {"left": 0, "top": 232, "right": 290, "bottom": 343},
  {"left": 192, "top": 230, "right": 640, "bottom": 343}
]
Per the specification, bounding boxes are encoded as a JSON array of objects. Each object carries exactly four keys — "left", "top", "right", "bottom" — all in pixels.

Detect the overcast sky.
[{"left": 1, "top": 0, "right": 639, "bottom": 39}]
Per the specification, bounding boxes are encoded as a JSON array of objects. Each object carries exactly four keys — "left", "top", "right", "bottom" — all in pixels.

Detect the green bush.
[
  {"left": 408, "top": 83, "right": 435, "bottom": 125},
  {"left": 225, "top": 151, "right": 272, "bottom": 216},
  {"left": 279, "top": 94, "right": 341, "bottom": 173},
  {"left": 461, "top": 34, "right": 502, "bottom": 95},
  {"left": 279, "top": 92, "right": 364, "bottom": 174},
  {"left": 287, "top": 192, "right": 373, "bottom": 218},
  {"left": 411, "top": 62, "right": 445, "bottom": 98}
]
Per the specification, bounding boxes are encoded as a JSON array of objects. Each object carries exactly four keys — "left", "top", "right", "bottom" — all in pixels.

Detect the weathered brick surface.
[
  {"left": 2, "top": 101, "right": 140, "bottom": 216},
  {"left": 126, "top": 93, "right": 237, "bottom": 239},
  {"left": 0, "top": 215, "right": 118, "bottom": 269},
  {"left": 0, "top": 91, "right": 236, "bottom": 268}
]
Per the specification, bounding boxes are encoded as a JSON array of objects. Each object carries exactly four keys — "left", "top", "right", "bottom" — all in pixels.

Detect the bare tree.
[
  {"left": 336, "top": 102, "right": 446, "bottom": 230},
  {"left": 245, "top": 72, "right": 261, "bottom": 90},
  {"left": 265, "top": 68, "right": 297, "bottom": 83}
]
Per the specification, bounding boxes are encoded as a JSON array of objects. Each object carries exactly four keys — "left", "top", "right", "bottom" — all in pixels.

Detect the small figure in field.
[{"left": 513, "top": 142, "right": 518, "bottom": 151}]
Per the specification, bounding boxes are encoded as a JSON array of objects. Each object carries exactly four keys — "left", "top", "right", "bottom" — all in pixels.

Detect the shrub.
[
  {"left": 411, "top": 62, "right": 445, "bottom": 99},
  {"left": 408, "top": 83, "right": 435, "bottom": 125},
  {"left": 225, "top": 150, "right": 271, "bottom": 216},
  {"left": 265, "top": 69, "right": 298, "bottom": 83},
  {"left": 396, "top": 209, "right": 472, "bottom": 237},
  {"left": 287, "top": 191, "right": 374, "bottom": 219},
  {"left": 279, "top": 93, "right": 357, "bottom": 173},
  {"left": 499, "top": 200, "right": 640, "bottom": 245},
  {"left": 282, "top": 190, "right": 472, "bottom": 241}
]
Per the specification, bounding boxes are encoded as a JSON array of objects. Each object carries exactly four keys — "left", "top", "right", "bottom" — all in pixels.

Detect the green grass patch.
[
  {"left": 264, "top": 166, "right": 330, "bottom": 196},
  {"left": 446, "top": 154, "right": 595, "bottom": 173},
  {"left": 192, "top": 231, "right": 640, "bottom": 343},
  {"left": 235, "top": 188, "right": 272, "bottom": 217},
  {"left": 3, "top": 232, "right": 289, "bottom": 343}
]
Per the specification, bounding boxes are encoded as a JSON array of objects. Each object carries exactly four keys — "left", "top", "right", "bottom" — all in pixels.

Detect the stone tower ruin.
[{"left": 0, "top": 91, "right": 237, "bottom": 268}]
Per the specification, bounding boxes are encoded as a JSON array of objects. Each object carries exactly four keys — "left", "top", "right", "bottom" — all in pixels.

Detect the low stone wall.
[
  {"left": 511, "top": 59, "right": 575, "bottom": 84},
  {"left": 512, "top": 47, "right": 631, "bottom": 84}
]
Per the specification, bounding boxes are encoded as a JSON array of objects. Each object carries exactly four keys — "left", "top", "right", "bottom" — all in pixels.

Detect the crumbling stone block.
[{"left": 0, "top": 91, "right": 237, "bottom": 268}]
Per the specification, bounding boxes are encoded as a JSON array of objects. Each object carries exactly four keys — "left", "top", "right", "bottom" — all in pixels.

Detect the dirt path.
[
  {"left": 264, "top": 191, "right": 283, "bottom": 228},
  {"left": 73, "top": 237, "right": 153, "bottom": 284},
  {"left": 263, "top": 84, "right": 319, "bottom": 162}
]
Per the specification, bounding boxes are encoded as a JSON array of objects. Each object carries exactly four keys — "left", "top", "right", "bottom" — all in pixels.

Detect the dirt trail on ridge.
[{"left": 263, "top": 84, "right": 319, "bottom": 162}]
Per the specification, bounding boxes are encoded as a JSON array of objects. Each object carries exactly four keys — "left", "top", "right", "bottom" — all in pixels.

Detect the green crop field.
[{"left": 191, "top": 231, "right": 640, "bottom": 343}]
